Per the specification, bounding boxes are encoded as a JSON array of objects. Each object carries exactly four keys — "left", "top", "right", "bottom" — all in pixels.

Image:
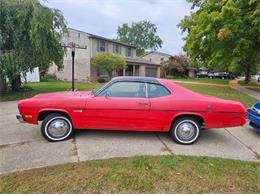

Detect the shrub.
[{"left": 97, "top": 77, "right": 106, "bottom": 83}]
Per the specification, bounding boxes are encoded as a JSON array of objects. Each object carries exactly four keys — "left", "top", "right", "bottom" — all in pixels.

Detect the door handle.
[{"left": 138, "top": 102, "right": 149, "bottom": 106}]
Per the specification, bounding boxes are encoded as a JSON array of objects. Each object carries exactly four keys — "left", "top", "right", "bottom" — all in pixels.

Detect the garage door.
[{"left": 145, "top": 67, "right": 157, "bottom": 77}]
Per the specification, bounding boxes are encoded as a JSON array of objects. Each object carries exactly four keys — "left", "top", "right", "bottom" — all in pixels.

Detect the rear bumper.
[{"left": 16, "top": 114, "right": 25, "bottom": 123}]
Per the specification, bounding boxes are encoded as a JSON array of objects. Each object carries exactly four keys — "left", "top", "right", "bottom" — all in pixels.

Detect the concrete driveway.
[{"left": 1, "top": 101, "right": 259, "bottom": 174}]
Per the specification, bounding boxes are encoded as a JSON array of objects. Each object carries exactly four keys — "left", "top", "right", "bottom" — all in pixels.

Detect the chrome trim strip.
[{"left": 145, "top": 82, "right": 148, "bottom": 98}]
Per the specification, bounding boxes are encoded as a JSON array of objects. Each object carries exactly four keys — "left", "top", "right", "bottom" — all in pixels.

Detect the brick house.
[{"left": 48, "top": 28, "right": 160, "bottom": 82}]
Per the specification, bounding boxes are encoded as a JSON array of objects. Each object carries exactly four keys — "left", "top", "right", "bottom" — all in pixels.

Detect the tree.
[
  {"left": 162, "top": 54, "right": 190, "bottom": 77},
  {"left": 117, "top": 21, "right": 163, "bottom": 56},
  {"left": 0, "top": 0, "right": 66, "bottom": 91},
  {"left": 179, "top": 0, "right": 260, "bottom": 83},
  {"left": 91, "top": 52, "right": 127, "bottom": 79}
]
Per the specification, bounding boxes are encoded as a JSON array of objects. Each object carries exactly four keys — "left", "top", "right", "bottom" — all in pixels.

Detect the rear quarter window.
[{"left": 147, "top": 83, "right": 171, "bottom": 98}]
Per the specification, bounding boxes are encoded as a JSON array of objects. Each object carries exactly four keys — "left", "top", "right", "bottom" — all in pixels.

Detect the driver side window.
[{"left": 98, "top": 81, "right": 146, "bottom": 98}]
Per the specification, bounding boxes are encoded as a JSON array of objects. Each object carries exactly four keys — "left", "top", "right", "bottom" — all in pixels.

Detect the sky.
[{"left": 43, "top": 0, "right": 192, "bottom": 55}]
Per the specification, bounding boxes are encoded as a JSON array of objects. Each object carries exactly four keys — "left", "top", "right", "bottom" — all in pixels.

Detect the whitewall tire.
[
  {"left": 41, "top": 113, "right": 74, "bottom": 142},
  {"left": 170, "top": 117, "right": 201, "bottom": 145}
]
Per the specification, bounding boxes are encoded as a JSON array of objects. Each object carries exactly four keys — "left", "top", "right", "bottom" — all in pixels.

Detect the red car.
[{"left": 17, "top": 77, "right": 246, "bottom": 144}]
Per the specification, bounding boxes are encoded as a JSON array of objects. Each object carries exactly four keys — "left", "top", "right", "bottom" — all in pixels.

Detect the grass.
[
  {"left": 0, "top": 81, "right": 102, "bottom": 102},
  {"left": 0, "top": 155, "right": 259, "bottom": 193},
  {"left": 178, "top": 83, "right": 258, "bottom": 108},
  {"left": 237, "top": 79, "right": 260, "bottom": 92},
  {"left": 171, "top": 77, "right": 229, "bottom": 85},
  {"left": 0, "top": 79, "right": 257, "bottom": 108},
  {"left": 238, "top": 79, "right": 259, "bottom": 87}
]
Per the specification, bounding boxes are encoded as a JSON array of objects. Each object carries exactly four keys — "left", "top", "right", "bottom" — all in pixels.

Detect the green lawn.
[
  {"left": 178, "top": 83, "right": 258, "bottom": 108},
  {"left": 0, "top": 155, "right": 259, "bottom": 193},
  {"left": 0, "top": 80, "right": 258, "bottom": 108},
  {"left": 0, "top": 81, "right": 102, "bottom": 102},
  {"left": 172, "top": 78, "right": 229, "bottom": 85},
  {"left": 238, "top": 79, "right": 259, "bottom": 87}
]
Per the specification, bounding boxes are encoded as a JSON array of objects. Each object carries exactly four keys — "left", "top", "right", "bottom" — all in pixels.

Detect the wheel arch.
[
  {"left": 37, "top": 109, "right": 71, "bottom": 122},
  {"left": 171, "top": 113, "right": 205, "bottom": 130}
]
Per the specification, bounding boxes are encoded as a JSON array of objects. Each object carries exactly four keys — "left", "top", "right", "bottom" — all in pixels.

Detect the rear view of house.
[{"left": 48, "top": 28, "right": 161, "bottom": 82}]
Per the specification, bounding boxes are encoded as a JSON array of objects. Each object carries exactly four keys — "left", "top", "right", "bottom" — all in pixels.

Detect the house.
[
  {"left": 142, "top": 51, "right": 173, "bottom": 64},
  {"left": 48, "top": 28, "right": 160, "bottom": 82},
  {"left": 142, "top": 51, "right": 196, "bottom": 78},
  {"left": 21, "top": 67, "right": 40, "bottom": 83}
]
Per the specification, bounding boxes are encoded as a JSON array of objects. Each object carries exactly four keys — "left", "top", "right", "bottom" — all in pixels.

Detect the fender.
[
  {"left": 37, "top": 108, "right": 72, "bottom": 124},
  {"left": 172, "top": 111, "right": 206, "bottom": 126}
]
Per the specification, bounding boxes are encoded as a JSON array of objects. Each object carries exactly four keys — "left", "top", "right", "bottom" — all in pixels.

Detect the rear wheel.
[
  {"left": 41, "top": 113, "right": 74, "bottom": 142},
  {"left": 170, "top": 117, "right": 201, "bottom": 145}
]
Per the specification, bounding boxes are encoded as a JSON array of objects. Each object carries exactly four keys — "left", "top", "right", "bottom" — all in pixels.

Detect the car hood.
[{"left": 18, "top": 91, "right": 92, "bottom": 109}]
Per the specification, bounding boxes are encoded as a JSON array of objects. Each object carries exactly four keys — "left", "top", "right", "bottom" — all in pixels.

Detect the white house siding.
[
  {"left": 142, "top": 52, "right": 172, "bottom": 64},
  {"left": 48, "top": 29, "right": 91, "bottom": 82},
  {"left": 21, "top": 67, "right": 40, "bottom": 83}
]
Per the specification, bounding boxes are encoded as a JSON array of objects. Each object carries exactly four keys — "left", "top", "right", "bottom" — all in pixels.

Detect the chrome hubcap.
[
  {"left": 48, "top": 119, "right": 69, "bottom": 138},
  {"left": 177, "top": 122, "right": 196, "bottom": 140}
]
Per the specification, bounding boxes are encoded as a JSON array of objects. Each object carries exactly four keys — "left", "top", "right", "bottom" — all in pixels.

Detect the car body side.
[{"left": 17, "top": 79, "right": 246, "bottom": 131}]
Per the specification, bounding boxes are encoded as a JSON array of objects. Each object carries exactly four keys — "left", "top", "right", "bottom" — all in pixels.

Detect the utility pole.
[
  {"left": 71, "top": 44, "right": 75, "bottom": 91},
  {"left": 63, "top": 40, "right": 86, "bottom": 91}
]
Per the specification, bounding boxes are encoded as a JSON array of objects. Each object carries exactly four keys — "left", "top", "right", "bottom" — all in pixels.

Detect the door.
[
  {"left": 146, "top": 82, "right": 173, "bottom": 131},
  {"left": 82, "top": 81, "right": 150, "bottom": 131},
  {"left": 145, "top": 67, "right": 157, "bottom": 77}
]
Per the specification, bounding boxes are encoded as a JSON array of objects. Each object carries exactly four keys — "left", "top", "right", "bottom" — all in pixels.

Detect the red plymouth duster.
[{"left": 17, "top": 76, "right": 246, "bottom": 144}]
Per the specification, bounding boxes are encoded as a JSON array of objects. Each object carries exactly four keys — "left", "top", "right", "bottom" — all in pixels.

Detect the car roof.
[{"left": 111, "top": 76, "right": 160, "bottom": 84}]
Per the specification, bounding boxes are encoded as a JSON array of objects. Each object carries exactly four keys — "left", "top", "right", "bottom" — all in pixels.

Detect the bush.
[
  {"left": 166, "top": 75, "right": 187, "bottom": 79},
  {"left": 97, "top": 77, "right": 107, "bottom": 83},
  {"left": 41, "top": 74, "right": 58, "bottom": 82}
]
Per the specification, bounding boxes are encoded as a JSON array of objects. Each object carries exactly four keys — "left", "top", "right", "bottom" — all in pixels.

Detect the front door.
[{"left": 82, "top": 81, "right": 150, "bottom": 131}]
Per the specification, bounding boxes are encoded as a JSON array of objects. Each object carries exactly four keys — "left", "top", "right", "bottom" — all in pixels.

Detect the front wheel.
[
  {"left": 41, "top": 113, "right": 74, "bottom": 142},
  {"left": 170, "top": 117, "right": 201, "bottom": 145}
]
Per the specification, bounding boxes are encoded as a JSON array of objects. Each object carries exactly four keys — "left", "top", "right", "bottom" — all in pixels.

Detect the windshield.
[{"left": 92, "top": 80, "right": 112, "bottom": 96}]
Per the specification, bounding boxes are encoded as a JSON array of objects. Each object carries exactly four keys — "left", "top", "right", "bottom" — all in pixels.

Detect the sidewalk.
[{"left": 229, "top": 80, "right": 260, "bottom": 101}]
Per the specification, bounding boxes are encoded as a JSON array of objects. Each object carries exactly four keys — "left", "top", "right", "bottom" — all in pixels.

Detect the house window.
[
  {"left": 113, "top": 43, "right": 121, "bottom": 54},
  {"left": 100, "top": 40, "right": 106, "bottom": 52},
  {"left": 126, "top": 47, "right": 133, "bottom": 57},
  {"left": 97, "top": 40, "right": 107, "bottom": 52}
]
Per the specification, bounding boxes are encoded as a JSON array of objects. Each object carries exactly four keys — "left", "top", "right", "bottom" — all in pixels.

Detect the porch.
[{"left": 91, "top": 57, "right": 161, "bottom": 81}]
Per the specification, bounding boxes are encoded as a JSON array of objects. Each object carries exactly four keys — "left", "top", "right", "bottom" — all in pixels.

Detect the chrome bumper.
[{"left": 16, "top": 114, "right": 25, "bottom": 123}]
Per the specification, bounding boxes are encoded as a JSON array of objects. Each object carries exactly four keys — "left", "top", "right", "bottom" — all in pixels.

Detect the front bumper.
[{"left": 16, "top": 114, "right": 25, "bottom": 123}]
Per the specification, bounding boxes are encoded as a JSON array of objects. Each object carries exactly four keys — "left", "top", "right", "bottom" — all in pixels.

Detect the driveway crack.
[
  {"left": 224, "top": 128, "right": 260, "bottom": 160},
  {"left": 71, "top": 137, "right": 80, "bottom": 162},
  {"left": 155, "top": 133, "right": 174, "bottom": 155},
  {"left": 0, "top": 139, "right": 42, "bottom": 149}
]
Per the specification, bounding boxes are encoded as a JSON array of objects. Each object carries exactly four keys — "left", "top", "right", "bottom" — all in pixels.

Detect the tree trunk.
[
  {"left": 10, "top": 75, "right": 21, "bottom": 91},
  {"left": 244, "top": 64, "right": 251, "bottom": 84},
  {"left": 108, "top": 71, "right": 112, "bottom": 81},
  {"left": 0, "top": 76, "right": 7, "bottom": 93}
]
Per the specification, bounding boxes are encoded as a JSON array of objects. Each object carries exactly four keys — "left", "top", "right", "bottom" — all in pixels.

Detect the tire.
[
  {"left": 170, "top": 117, "right": 201, "bottom": 145},
  {"left": 41, "top": 113, "right": 74, "bottom": 142}
]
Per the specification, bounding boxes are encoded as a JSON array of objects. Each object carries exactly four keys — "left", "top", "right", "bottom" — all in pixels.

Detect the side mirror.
[
  {"left": 105, "top": 90, "right": 111, "bottom": 98},
  {"left": 91, "top": 89, "right": 97, "bottom": 95}
]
